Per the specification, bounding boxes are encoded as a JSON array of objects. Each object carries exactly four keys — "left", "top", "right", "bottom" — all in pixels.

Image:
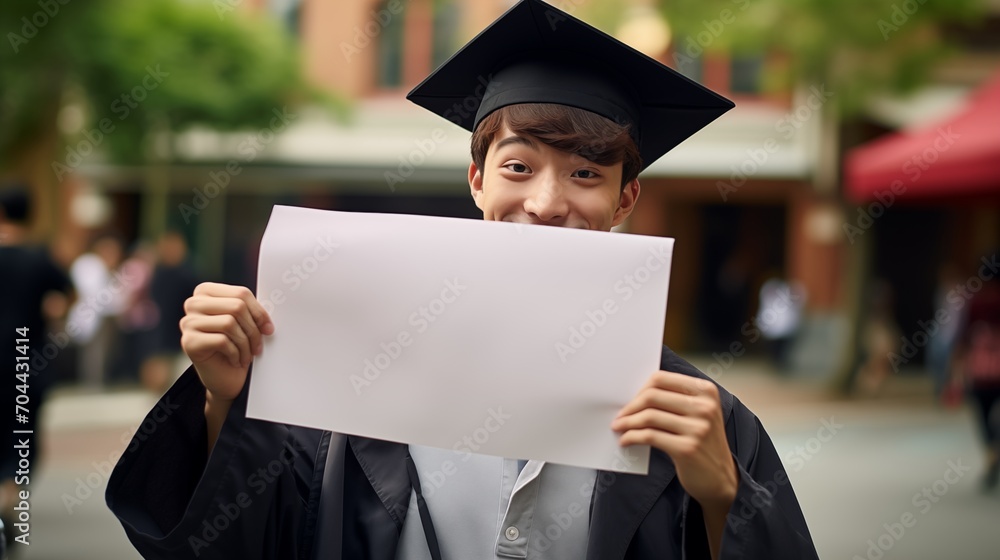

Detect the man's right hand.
[{"left": 180, "top": 282, "right": 274, "bottom": 450}]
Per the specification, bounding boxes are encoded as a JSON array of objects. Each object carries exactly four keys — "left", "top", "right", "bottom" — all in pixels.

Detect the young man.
[{"left": 107, "top": 1, "right": 819, "bottom": 558}]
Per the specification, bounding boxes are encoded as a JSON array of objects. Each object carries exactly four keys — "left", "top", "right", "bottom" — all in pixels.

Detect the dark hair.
[
  {"left": 0, "top": 183, "right": 31, "bottom": 224},
  {"left": 471, "top": 104, "right": 642, "bottom": 188}
]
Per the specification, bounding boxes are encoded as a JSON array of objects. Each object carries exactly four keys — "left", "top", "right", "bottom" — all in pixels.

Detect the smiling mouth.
[{"left": 505, "top": 218, "right": 589, "bottom": 229}]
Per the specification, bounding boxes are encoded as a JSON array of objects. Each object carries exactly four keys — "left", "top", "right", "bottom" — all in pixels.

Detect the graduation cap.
[{"left": 406, "top": 0, "right": 734, "bottom": 171}]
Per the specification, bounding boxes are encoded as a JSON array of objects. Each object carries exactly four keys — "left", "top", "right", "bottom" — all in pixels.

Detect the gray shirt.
[{"left": 398, "top": 445, "right": 597, "bottom": 559}]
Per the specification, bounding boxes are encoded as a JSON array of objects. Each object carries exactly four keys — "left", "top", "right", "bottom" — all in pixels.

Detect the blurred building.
[{"left": 74, "top": 0, "right": 1000, "bottom": 378}]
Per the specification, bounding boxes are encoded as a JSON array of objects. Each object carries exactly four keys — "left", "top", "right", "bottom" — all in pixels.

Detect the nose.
[{"left": 522, "top": 173, "right": 569, "bottom": 224}]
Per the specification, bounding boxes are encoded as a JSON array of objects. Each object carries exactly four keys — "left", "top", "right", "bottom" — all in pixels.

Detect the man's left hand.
[{"left": 611, "top": 370, "right": 738, "bottom": 509}]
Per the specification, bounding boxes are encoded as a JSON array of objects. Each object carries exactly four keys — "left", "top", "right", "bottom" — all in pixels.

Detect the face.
[
  {"left": 469, "top": 126, "right": 639, "bottom": 232},
  {"left": 94, "top": 237, "right": 123, "bottom": 268}
]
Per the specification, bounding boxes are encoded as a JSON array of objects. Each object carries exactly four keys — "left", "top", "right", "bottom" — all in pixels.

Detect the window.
[
  {"left": 730, "top": 55, "right": 763, "bottom": 94},
  {"left": 268, "top": 0, "right": 302, "bottom": 36},
  {"left": 431, "top": 0, "right": 461, "bottom": 68},
  {"left": 672, "top": 43, "right": 704, "bottom": 84},
  {"left": 376, "top": 1, "right": 406, "bottom": 88},
  {"left": 375, "top": 0, "right": 463, "bottom": 90}
]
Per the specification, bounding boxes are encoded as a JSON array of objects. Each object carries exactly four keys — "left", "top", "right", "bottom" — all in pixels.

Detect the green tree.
[
  {"left": 1, "top": 0, "right": 342, "bottom": 233},
  {"left": 655, "top": 0, "right": 984, "bottom": 112}
]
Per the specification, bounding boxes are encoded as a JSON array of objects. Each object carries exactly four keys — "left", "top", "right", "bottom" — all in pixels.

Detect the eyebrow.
[{"left": 494, "top": 135, "right": 537, "bottom": 152}]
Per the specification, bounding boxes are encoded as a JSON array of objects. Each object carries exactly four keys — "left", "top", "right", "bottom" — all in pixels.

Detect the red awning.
[{"left": 844, "top": 71, "right": 1000, "bottom": 204}]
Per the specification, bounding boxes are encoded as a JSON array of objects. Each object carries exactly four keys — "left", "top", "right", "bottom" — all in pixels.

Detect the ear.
[
  {"left": 468, "top": 161, "right": 485, "bottom": 210},
  {"left": 611, "top": 178, "right": 640, "bottom": 228}
]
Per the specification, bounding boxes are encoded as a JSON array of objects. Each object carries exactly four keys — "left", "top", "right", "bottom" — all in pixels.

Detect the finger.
[
  {"left": 642, "top": 370, "right": 718, "bottom": 397},
  {"left": 182, "top": 331, "right": 242, "bottom": 369},
  {"left": 611, "top": 408, "right": 700, "bottom": 435},
  {"left": 618, "top": 428, "right": 688, "bottom": 453},
  {"left": 185, "top": 295, "right": 267, "bottom": 355},
  {"left": 193, "top": 283, "right": 274, "bottom": 337},
  {"left": 615, "top": 386, "right": 700, "bottom": 419},
  {"left": 186, "top": 314, "right": 254, "bottom": 367},
  {"left": 618, "top": 371, "right": 720, "bottom": 418},
  {"left": 193, "top": 281, "right": 247, "bottom": 298},
  {"left": 185, "top": 296, "right": 260, "bottom": 354}
]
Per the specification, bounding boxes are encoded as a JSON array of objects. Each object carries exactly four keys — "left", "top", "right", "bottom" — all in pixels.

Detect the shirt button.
[{"left": 505, "top": 526, "right": 520, "bottom": 541}]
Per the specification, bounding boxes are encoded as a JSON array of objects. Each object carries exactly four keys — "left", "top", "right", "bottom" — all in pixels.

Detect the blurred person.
[
  {"left": 948, "top": 252, "right": 1000, "bottom": 491},
  {"left": 929, "top": 263, "right": 966, "bottom": 399},
  {"left": 141, "top": 230, "right": 200, "bottom": 393},
  {"left": 855, "top": 279, "right": 901, "bottom": 396},
  {"left": 0, "top": 184, "right": 74, "bottom": 552},
  {"left": 68, "top": 233, "right": 127, "bottom": 388},
  {"left": 755, "top": 275, "right": 806, "bottom": 371},
  {"left": 703, "top": 249, "right": 753, "bottom": 349},
  {"left": 110, "top": 241, "right": 159, "bottom": 384},
  {"left": 106, "top": 2, "right": 818, "bottom": 559}
]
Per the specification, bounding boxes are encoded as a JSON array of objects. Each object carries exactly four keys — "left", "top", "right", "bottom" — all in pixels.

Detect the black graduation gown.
[{"left": 106, "top": 346, "right": 819, "bottom": 559}]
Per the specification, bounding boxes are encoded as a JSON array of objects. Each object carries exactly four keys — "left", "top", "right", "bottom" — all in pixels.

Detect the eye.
[
  {"left": 572, "top": 169, "right": 600, "bottom": 179},
  {"left": 503, "top": 162, "right": 530, "bottom": 173}
]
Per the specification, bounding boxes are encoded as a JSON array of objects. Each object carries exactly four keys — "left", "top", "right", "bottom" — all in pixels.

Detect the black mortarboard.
[{"left": 406, "top": 0, "right": 734, "bottom": 171}]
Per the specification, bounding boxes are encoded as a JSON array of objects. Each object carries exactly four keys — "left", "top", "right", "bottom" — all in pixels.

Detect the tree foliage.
[
  {"left": 584, "top": 0, "right": 986, "bottom": 114},
  {"left": 1, "top": 0, "right": 340, "bottom": 169},
  {"left": 678, "top": 0, "right": 983, "bottom": 110}
]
